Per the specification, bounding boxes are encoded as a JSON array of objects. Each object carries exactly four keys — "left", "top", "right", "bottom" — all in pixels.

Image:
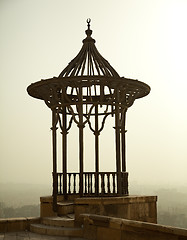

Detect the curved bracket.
[
  {"left": 86, "top": 112, "right": 111, "bottom": 134},
  {"left": 67, "top": 104, "right": 95, "bottom": 127}
]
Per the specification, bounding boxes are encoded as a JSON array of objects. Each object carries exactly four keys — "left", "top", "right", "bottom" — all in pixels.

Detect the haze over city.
[{"left": 1, "top": 0, "right": 187, "bottom": 191}]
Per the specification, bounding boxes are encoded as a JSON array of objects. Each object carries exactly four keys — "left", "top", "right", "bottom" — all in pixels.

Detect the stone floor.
[{"left": 0, "top": 232, "right": 85, "bottom": 240}]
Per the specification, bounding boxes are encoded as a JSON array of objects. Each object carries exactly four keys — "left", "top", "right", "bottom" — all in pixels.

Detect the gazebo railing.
[{"left": 55, "top": 172, "right": 128, "bottom": 196}]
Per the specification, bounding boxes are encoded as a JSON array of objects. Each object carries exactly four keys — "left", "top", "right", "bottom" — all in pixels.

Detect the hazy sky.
[{"left": 1, "top": 0, "right": 187, "bottom": 190}]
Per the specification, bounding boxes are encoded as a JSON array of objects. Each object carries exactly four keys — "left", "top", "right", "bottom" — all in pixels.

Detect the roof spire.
[
  {"left": 87, "top": 18, "right": 91, "bottom": 29},
  {"left": 85, "top": 18, "right": 92, "bottom": 37}
]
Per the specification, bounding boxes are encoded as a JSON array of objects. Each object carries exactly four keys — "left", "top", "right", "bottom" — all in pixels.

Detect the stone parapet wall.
[
  {"left": 81, "top": 214, "right": 187, "bottom": 240},
  {"left": 74, "top": 196, "right": 157, "bottom": 225},
  {"left": 0, "top": 217, "right": 40, "bottom": 233},
  {"left": 40, "top": 195, "right": 80, "bottom": 217}
]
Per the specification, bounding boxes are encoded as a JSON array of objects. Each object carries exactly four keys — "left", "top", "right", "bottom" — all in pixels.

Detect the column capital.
[{"left": 50, "top": 126, "right": 58, "bottom": 131}]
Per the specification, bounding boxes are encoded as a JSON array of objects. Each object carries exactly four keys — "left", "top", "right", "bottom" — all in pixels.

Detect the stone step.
[
  {"left": 42, "top": 216, "right": 75, "bottom": 228},
  {"left": 57, "top": 201, "right": 74, "bottom": 215},
  {"left": 67, "top": 213, "right": 75, "bottom": 219},
  {"left": 30, "top": 223, "right": 83, "bottom": 237}
]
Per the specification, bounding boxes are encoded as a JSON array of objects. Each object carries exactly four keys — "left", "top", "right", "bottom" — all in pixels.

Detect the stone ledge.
[
  {"left": 0, "top": 217, "right": 40, "bottom": 233},
  {"left": 74, "top": 195, "right": 157, "bottom": 225},
  {"left": 40, "top": 194, "right": 80, "bottom": 203},
  {"left": 74, "top": 195, "right": 157, "bottom": 205},
  {"left": 81, "top": 214, "right": 187, "bottom": 238}
]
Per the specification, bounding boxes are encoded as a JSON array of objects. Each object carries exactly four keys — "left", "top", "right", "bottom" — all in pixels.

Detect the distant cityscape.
[{"left": 0, "top": 182, "right": 187, "bottom": 229}]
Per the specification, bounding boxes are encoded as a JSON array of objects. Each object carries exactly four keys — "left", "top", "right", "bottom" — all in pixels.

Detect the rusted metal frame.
[
  {"left": 97, "top": 80, "right": 106, "bottom": 103},
  {"left": 50, "top": 87, "right": 59, "bottom": 107},
  {"left": 59, "top": 174, "right": 62, "bottom": 194},
  {"left": 91, "top": 44, "right": 115, "bottom": 77},
  {"left": 90, "top": 173, "right": 93, "bottom": 194},
  {"left": 101, "top": 173, "right": 105, "bottom": 194},
  {"left": 63, "top": 87, "right": 72, "bottom": 104},
  {"left": 107, "top": 173, "right": 111, "bottom": 193},
  {"left": 115, "top": 88, "right": 122, "bottom": 195},
  {"left": 86, "top": 110, "right": 111, "bottom": 135},
  {"left": 56, "top": 172, "right": 121, "bottom": 196},
  {"left": 78, "top": 87, "right": 84, "bottom": 197},
  {"left": 44, "top": 87, "right": 60, "bottom": 109},
  {"left": 90, "top": 55, "right": 95, "bottom": 76},
  {"left": 88, "top": 85, "right": 93, "bottom": 102},
  {"left": 67, "top": 106, "right": 80, "bottom": 126},
  {"left": 98, "top": 112, "right": 110, "bottom": 133},
  {"left": 91, "top": 44, "right": 101, "bottom": 75},
  {"left": 105, "top": 86, "right": 115, "bottom": 116},
  {"left": 87, "top": 45, "right": 90, "bottom": 75},
  {"left": 95, "top": 104, "right": 99, "bottom": 195},
  {"left": 86, "top": 86, "right": 89, "bottom": 104},
  {"left": 66, "top": 97, "right": 121, "bottom": 116},
  {"left": 120, "top": 107, "right": 127, "bottom": 172},
  {"left": 66, "top": 116, "right": 73, "bottom": 132},
  {"left": 112, "top": 173, "right": 116, "bottom": 193},
  {"left": 91, "top": 45, "right": 106, "bottom": 76},
  {"left": 104, "top": 103, "right": 109, "bottom": 113},
  {"left": 73, "top": 173, "right": 76, "bottom": 193},
  {"left": 93, "top": 83, "right": 97, "bottom": 96},
  {"left": 71, "top": 45, "right": 87, "bottom": 76},
  {"left": 59, "top": 45, "right": 86, "bottom": 77},
  {"left": 80, "top": 47, "right": 88, "bottom": 76},
  {"left": 93, "top": 45, "right": 119, "bottom": 77},
  {"left": 57, "top": 86, "right": 65, "bottom": 103},
  {"left": 85, "top": 173, "right": 87, "bottom": 194},
  {"left": 28, "top": 73, "right": 150, "bottom": 101},
  {"left": 67, "top": 104, "right": 94, "bottom": 126},
  {"left": 70, "top": 87, "right": 74, "bottom": 95},
  {"left": 126, "top": 91, "right": 136, "bottom": 107},
  {"left": 66, "top": 106, "right": 114, "bottom": 116},
  {"left": 62, "top": 107, "right": 68, "bottom": 198},
  {"left": 85, "top": 103, "right": 88, "bottom": 117},
  {"left": 120, "top": 107, "right": 129, "bottom": 195},
  {"left": 68, "top": 173, "right": 71, "bottom": 194},
  {"left": 44, "top": 84, "right": 56, "bottom": 108},
  {"left": 75, "top": 50, "right": 87, "bottom": 76},
  {"left": 80, "top": 55, "right": 87, "bottom": 76},
  {"left": 94, "top": 173, "right": 97, "bottom": 194},
  {"left": 57, "top": 110, "right": 73, "bottom": 133},
  {"left": 51, "top": 108, "right": 58, "bottom": 211},
  {"left": 106, "top": 88, "right": 116, "bottom": 105},
  {"left": 88, "top": 44, "right": 95, "bottom": 75},
  {"left": 95, "top": 55, "right": 110, "bottom": 76},
  {"left": 63, "top": 171, "right": 117, "bottom": 175},
  {"left": 74, "top": 87, "right": 81, "bottom": 114},
  {"left": 121, "top": 171, "right": 129, "bottom": 195},
  {"left": 87, "top": 174, "right": 91, "bottom": 194}
]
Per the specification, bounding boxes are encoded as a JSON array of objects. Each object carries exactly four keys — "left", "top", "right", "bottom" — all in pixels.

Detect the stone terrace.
[{"left": 0, "top": 231, "right": 85, "bottom": 240}]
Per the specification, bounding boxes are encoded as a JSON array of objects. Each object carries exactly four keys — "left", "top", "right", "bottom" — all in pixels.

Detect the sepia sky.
[{"left": 1, "top": 0, "right": 187, "bottom": 190}]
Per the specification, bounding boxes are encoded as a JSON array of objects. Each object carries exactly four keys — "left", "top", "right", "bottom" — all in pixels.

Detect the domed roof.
[
  {"left": 58, "top": 19, "right": 120, "bottom": 78},
  {"left": 27, "top": 19, "right": 150, "bottom": 107}
]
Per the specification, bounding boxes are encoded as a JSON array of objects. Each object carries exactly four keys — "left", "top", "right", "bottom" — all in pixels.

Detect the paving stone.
[
  {"left": 4, "top": 233, "right": 17, "bottom": 240},
  {"left": 0, "top": 232, "right": 86, "bottom": 240},
  {"left": 16, "top": 232, "right": 28, "bottom": 237},
  {"left": 4, "top": 237, "right": 16, "bottom": 240},
  {"left": 42, "top": 216, "right": 74, "bottom": 228}
]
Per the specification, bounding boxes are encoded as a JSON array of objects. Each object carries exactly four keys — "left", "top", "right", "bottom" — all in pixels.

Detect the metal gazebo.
[{"left": 27, "top": 19, "right": 150, "bottom": 211}]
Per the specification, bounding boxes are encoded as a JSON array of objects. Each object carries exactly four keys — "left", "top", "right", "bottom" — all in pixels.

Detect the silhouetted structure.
[{"left": 27, "top": 19, "right": 150, "bottom": 211}]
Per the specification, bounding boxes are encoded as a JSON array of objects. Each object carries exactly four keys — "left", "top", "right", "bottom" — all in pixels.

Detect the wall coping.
[
  {"left": 0, "top": 217, "right": 40, "bottom": 233},
  {"left": 0, "top": 217, "right": 40, "bottom": 223},
  {"left": 81, "top": 214, "right": 187, "bottom": 237},
  {"left": 74, "top": 195, "right": 157, "bottom": 205},
  {"left": 40, "top": 194, "right": 80, "bottom": 203}
]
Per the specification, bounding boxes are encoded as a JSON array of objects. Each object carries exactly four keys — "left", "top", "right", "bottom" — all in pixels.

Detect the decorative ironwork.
[
  {"left": 55, "top": 172, "right": 127, "bottom": 196},
  {"left": 27, "top": 19, "right": 150, "bottom": 211}
]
